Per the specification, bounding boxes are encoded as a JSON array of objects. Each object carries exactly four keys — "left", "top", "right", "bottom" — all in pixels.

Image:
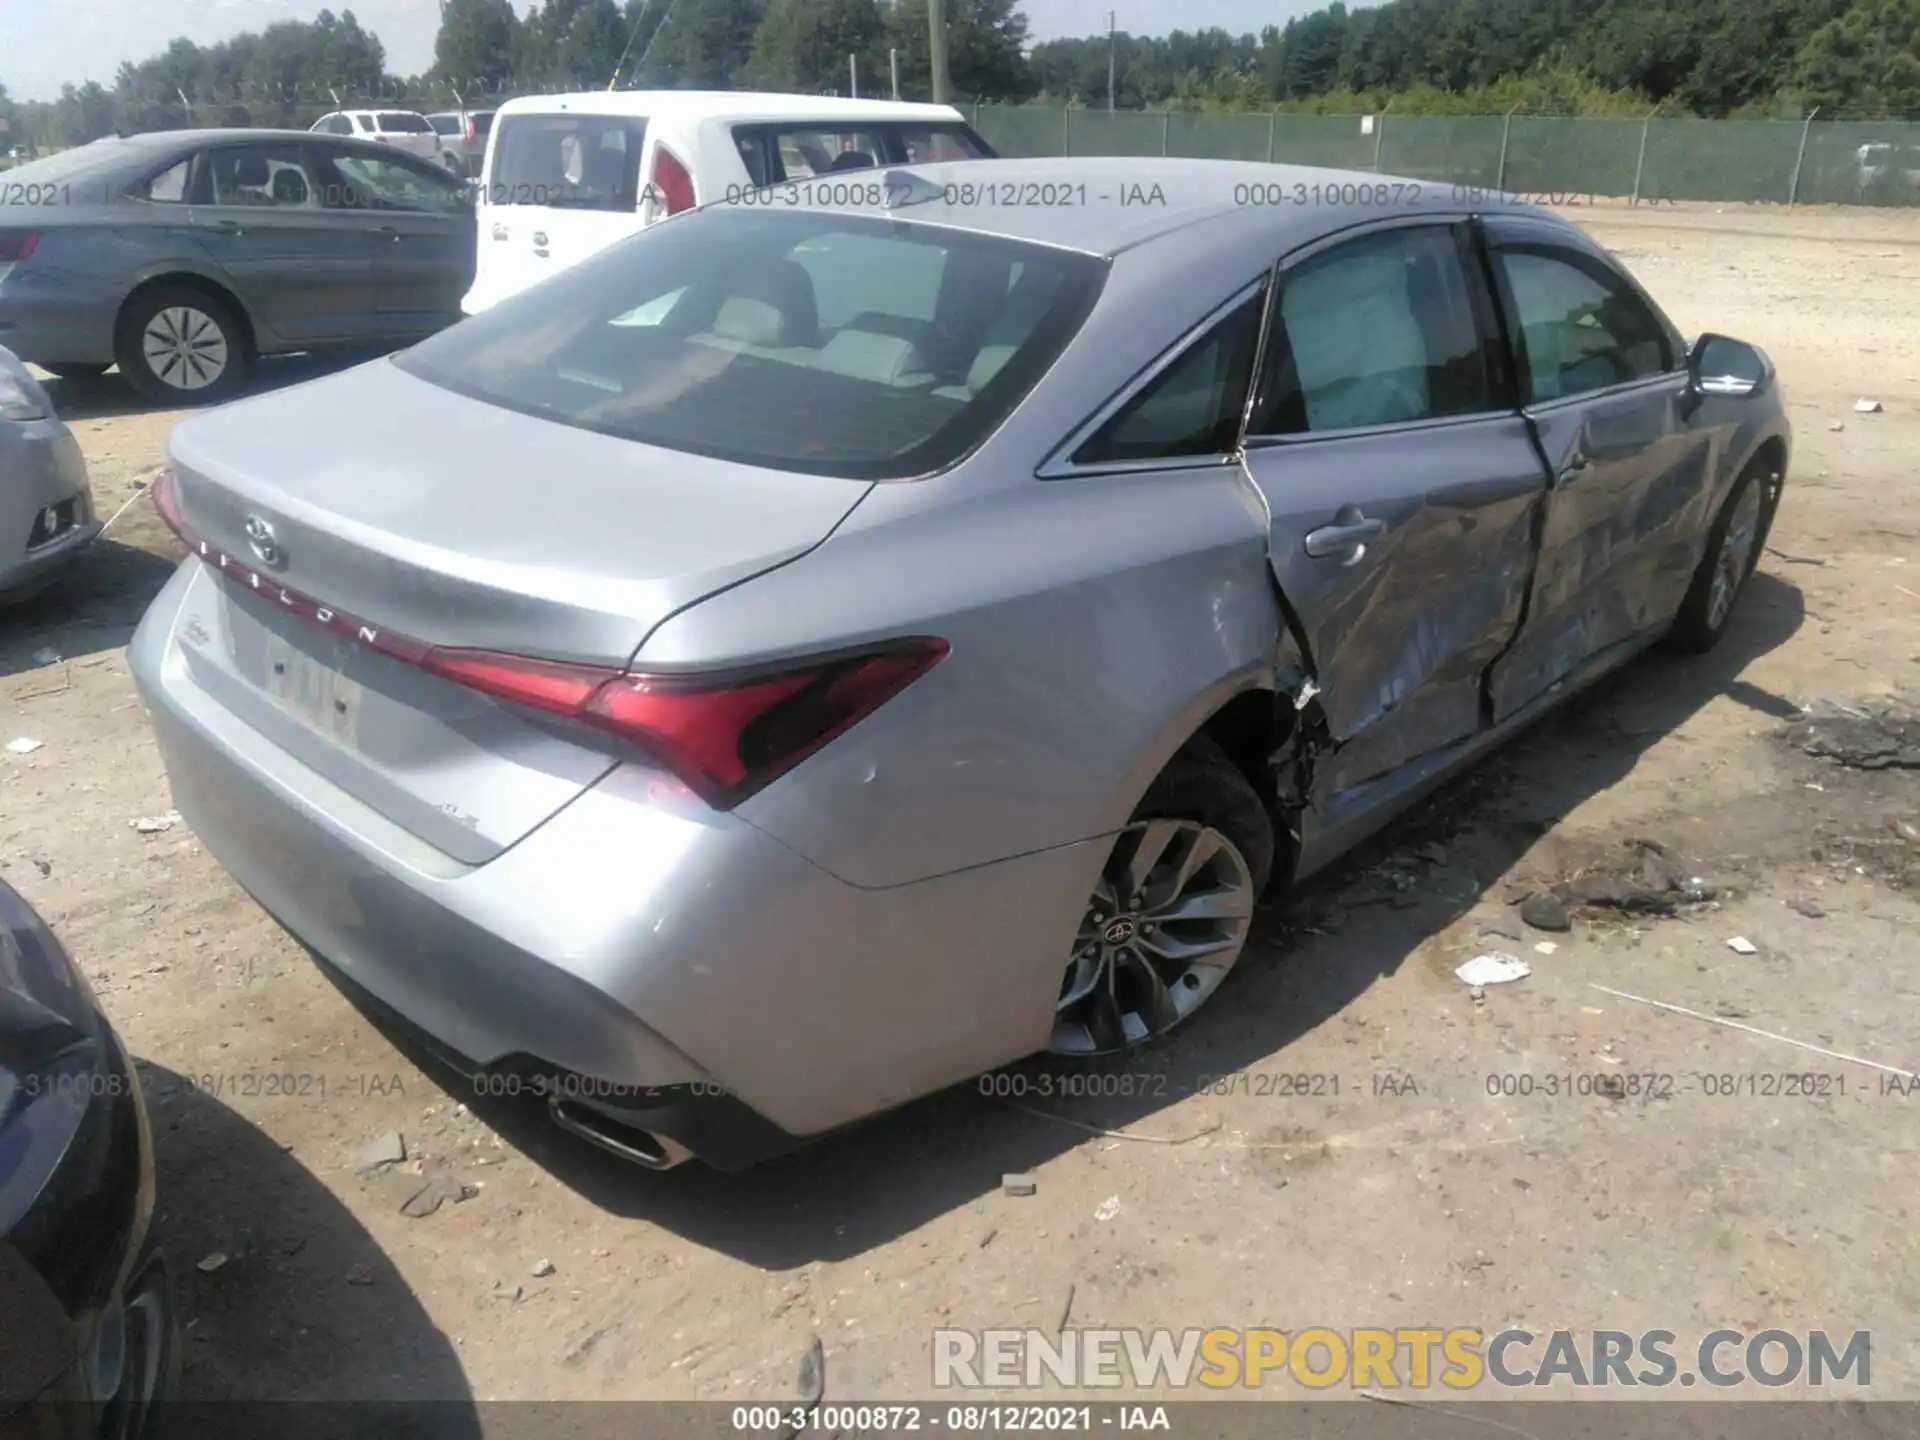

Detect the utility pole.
[
  {"left": 890, "top": 48, "right": 900, "bottom": 101},
  {"left": 850, "top": 53, "right": 859, "bottom": 99},
  {"left": 1107, "top": 11, "right": 1116, "bottom": 113},
  {"left": 928, "top": 0, "right": 951, "bottom": 104}
]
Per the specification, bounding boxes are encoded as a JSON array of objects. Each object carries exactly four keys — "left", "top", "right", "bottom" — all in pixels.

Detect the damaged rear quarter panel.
[{"left": 640, "top": 460, "right": 1284, "bottom": 891}]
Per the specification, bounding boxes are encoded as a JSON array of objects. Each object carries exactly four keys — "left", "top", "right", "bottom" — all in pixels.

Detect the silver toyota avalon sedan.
[{"left": 128, "top": 158, "right": 1789, "bottom": 1170}]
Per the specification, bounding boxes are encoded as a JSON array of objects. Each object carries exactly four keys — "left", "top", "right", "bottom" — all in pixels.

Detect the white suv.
[
  {"left": 463, "top": 91, "right": 994, "bottom": 314},
  {"left": 311, "top": 110, "right": 445, "bottom": 165}
]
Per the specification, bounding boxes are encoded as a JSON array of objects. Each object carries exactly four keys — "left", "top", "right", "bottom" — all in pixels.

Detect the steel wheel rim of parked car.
[
  {"left": 1050, "top": 818, "right": 1256, "bottom": 1056},
  {"left": 1707, "top": 480, "right": 1764, "bottom": 631},
  {"left": 141, "top": 306, "right": 230, "bottom": 392}
]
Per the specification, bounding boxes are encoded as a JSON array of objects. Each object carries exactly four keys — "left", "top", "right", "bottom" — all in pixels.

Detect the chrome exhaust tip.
[{"left": 547, "top": 1095, "right": 691, "bottom": 1170}]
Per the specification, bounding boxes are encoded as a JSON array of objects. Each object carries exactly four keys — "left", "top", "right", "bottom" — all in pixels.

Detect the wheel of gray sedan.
[
  {"left": 115, "top": 285, "right": 250, "bottom": 405},
  {"left": 1667, "top": 460, "right": 1780, "bottom": 654},
  {"left": 1050, "top": 741, "right": 1274, "bottom": 1057}
]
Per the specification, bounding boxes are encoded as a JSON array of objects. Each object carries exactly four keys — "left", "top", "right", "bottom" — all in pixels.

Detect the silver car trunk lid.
[{"left": 161, "top": 358, "right": 871, "bottom": 862}]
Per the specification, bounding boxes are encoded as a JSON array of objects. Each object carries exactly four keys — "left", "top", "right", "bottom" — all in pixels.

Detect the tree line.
[{"left": 3, "top": 0, "right": 1915, "bottom": 154}]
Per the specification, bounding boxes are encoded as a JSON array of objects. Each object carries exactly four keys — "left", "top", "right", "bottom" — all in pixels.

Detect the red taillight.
[
  {"left": 432, "top": 641, "right": 948, "bottom": 809},
  {"left": 0, "top": 230, "right": 41, "bottom": 263},
  {"left": 151, "top": 465, "right": 184, "bottom": 533},
  {"left": 149, "top": 466, "right": 946, "bottom": 810},
  {"left": 650, "top": 145, "right": 695, "bottom": 216},
  {"left": 465, "top": 116, "right": 478, "bottom": 144}
]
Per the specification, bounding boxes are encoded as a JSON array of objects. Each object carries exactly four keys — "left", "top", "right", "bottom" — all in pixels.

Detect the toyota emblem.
[{"left": 244, "top": 515, "right": 282, "bottom": 567}]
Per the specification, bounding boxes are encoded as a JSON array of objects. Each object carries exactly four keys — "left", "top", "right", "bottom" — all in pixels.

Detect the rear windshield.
[
  {"left": 472, "top": 113, "right": 495, "bottom": 136},
  {"left": 376, "top": 112, "right": 432, "bottom": 134},
  {"left": 428, "top": 115, "right": 461, "bottom": 136},
  {"left": 395, "top": 208, "right": 1105, "bottom": 479},
  {"left": 0, "top": 139, "right": 141, "bottom": 186},
  {"left": 487, "top": 113, "right": 647, "bottom": 210}
]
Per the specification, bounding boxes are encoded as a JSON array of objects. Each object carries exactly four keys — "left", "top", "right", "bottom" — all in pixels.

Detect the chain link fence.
[{"left": 969, "top": 106, "right": 1920, "bottom": 208}]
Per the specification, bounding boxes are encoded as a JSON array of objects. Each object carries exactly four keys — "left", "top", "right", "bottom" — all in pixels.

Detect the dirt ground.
[{"left": 4, "top": 200, "right": 1918, "bottom": 1417}]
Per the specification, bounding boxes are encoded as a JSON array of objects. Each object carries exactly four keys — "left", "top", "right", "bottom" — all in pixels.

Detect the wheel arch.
[{"left": 115, "top": 271, "right": 258, "bottom": 358}]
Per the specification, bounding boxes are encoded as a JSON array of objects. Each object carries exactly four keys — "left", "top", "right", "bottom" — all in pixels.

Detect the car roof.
[
  {"left": 729, "top": 155, "right": 1544, "bottom": 259},
  {"left": 493, "top": 90, "right": 964, "bottom": 123}
]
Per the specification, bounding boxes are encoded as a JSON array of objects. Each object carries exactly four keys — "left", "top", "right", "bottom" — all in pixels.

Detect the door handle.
[
  {"left": 370, "top": 225, "right": 402, "bottom": 241},
  {"left": 211, "top": 220, "right": 244, "bottom": 234},
  {"left": 1304, "top": 513, "right": 1387, "bottom": 563}
]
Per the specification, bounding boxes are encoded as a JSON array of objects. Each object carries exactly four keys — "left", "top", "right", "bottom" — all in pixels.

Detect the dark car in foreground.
[
  {"left": 0, "top": 130, "right": 476, "bottom": 406},
  {"left": 129, "top": 157, "right": 1786, "bottom": 1172},
  {"left": 0, "top": 878, "right": 176, "bottom": 1437}
]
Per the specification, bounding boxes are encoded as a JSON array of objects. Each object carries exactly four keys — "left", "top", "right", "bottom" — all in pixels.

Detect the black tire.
[
  {"left": 41, "top": 362, "right": 110, "bottom": 380},
  {"left": 114, "top": 284, "right": 250, "bottom": 405},
  {"left": 1666, "top": 460, "right": 1780, "bottom": 654},
  {"left": 1132, "top": 736, "right": 1276, "bottom": 897}
]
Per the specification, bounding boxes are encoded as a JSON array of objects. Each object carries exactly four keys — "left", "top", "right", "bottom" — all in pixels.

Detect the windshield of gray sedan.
[{"left": 394, "top": 209, "right": 1105, "bottom": 479}]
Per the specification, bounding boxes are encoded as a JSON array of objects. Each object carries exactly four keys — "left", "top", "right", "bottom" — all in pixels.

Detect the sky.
[{"left": 0, "top": 0, "right": 1329, "bottom": 101}]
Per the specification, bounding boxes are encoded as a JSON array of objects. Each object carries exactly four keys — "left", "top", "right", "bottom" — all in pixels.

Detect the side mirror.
[{"left": 1687, "top": 333, "right": 1770, "bottom": 400}]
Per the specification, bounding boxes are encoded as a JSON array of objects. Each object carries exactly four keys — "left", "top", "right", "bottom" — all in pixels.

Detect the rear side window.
[
  {"left": 428, "top": 115, "right": 461, "bottom": 136},
  {"left": 899, "top": 125, "right": 992, "bottom": 164},
  {"left": 377, "top": 112, "right": 432, "bottom": 134},
  {"left": 1492, "top": 244, "right": 1671, "bottom": 404},
  {"left": 1075, "top": 292, "right": 1263, "bottom": 464},
  {"left": 1253, "top": 226, "right": 1494, "bottom": 435},
  {"left": 489, "top": 113, "right": 647, "bottom": 210},
  {"left": 395, "top": 208, "right": 1105, "bottom": 479},
  {"left": 128, "top": 158, "right": 190, "bottom": 203},
  {"left": 735, "top": 126, "right": 890, "bottom": 186}
]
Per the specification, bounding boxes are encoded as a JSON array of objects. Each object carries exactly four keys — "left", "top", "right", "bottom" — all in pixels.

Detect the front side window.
[
  {"left": 394, "top": 208, "right": 1104, "bottom": 479},
  {"left": 1253, "top": 225, "right": 1493, "bottom": 436},
  {"left": 1073, "top": 291, "right": 1264, "bottom": 464},
  {"left": 318, "top": 151, "right": 467, "bottom": 214},
  {"left": 488, "top": 113, "right": 647, "bottom": 210},
  {"left": 1492, "top": 244, "right": 1671, "bottom": 404},
  {"left": 199, "top": 145, "right": 323, "bottom": 208}
]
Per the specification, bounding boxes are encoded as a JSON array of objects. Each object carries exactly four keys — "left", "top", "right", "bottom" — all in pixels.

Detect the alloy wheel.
[
  {"left": 141, "top": 306, "right": 229, "bottom": 392},
  {"left": 1706, "top": 480, "right": 1764, "bottom": 631},
  {"left": 1050, "top": 818, "right": 1256, "bottom": 1056}
]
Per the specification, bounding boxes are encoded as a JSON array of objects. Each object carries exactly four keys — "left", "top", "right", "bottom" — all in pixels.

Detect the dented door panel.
[
  {"left": 1240, "top": 415, "right": 1549, "bottom": 794},
  {"left": 1487, "top": 377, "right": 1711, "bottom": 722}
]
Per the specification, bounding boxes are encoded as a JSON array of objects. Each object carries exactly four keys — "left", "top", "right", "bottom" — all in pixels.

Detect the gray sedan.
[
  {"left": 0, "top": 344, "right": 97, "bottom": 601},
  {"left": 0, "top": 130, "right": 475, "bottom": 405},
  {"left": 129, "top": 158, "right": 1788, "bottom": 1171}
]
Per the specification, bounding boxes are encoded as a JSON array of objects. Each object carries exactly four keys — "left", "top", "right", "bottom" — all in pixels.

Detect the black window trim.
[
  {"left": 1242, "top": 211, "right": 1519, "bottom": 450},
  {"left": 1479, "top": 216, "right": 1685, "bottom": 412},
  {"left": 1037, "top": 277, "right": 1270, "bottom": 479}
]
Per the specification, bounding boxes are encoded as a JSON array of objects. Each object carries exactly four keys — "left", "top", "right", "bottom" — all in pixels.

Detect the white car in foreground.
[{"left": 462, "top": 91, "right": 995, "bottom": 313}]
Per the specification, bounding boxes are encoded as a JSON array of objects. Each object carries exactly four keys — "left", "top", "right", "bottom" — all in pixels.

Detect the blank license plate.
[{"left": 264, "top": 633, "right": 361, "bottom": 745}]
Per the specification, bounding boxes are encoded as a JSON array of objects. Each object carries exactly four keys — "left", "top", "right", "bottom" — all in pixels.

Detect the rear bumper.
[
  {"left": 129, "top": 560, "right": 1097, "bottom": 1165},
  {"left": 0, "top": 415, "right": 98, "bottom": 598}
]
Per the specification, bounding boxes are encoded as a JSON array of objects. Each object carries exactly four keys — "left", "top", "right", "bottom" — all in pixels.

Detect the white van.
[{"left": 462, "top": 91, "right": 995, "bottom": 313}]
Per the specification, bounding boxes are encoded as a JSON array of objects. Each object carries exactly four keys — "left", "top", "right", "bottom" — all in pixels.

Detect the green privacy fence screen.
[{"left": 967, "top": 106, "right": 1920, "bottom": 207}]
